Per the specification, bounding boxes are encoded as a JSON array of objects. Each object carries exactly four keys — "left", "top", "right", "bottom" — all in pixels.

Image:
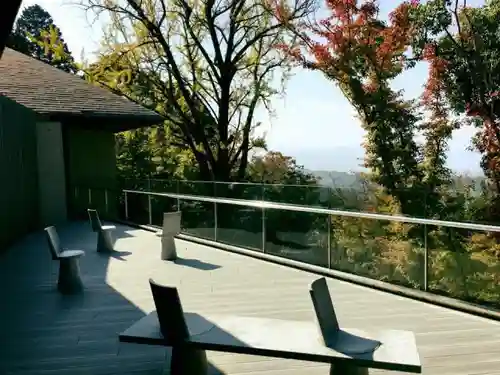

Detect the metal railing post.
[
  {"left": 327, "top": 215, "right": 332, "bottom": 268},
  {"left": 88, "top": 188, "right": 92, "bottom": 206},
  {"left": 148, "top": 193, "right": 153, "bottom": 225},
  {"left": 261, "top": 208, "right": 266, "bottom": 252},
  {"left": 214, "top": 201, "right": 218, "bottom": 241},
  {"left": 213, "top": 181, "right": 218, "bottom": 241},
  {"left": 104, "top": 189, "right": 109, "bottom": 215},
  {"left": 424, "top": 224, "right": 428, "bottom": 291},
  {"left": 147, "top": 178, "right": 153, "bottom": 225},
  {"left": 261, "top": 184, "right": 266, "bottom": 252},
  {"left": 176, "top": 180, "right": 180, "bottom": 211},
  {"left": 124, "top": 191, "right": 129, "bottom": 220}
]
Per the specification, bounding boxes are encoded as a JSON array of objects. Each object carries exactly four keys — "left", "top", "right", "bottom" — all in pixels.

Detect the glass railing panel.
[
  {"left": 215, "top": 181, "right": 264, "bottom": 200},
  {"left": 262, "top": 184, "right": 331, "bottom": 208},
  {"left": 124, "top": 191, "right": 150, "bottom": 225},
  {"left": 179, "top": 199, "right": 216, "bottom": 240},
  {"left": 427, "top": 225, "right": 500, "bottom": 309},
  {"left": 88, "top": 187, "right": 107, "bottom": 216},
  {"left": 328, "top": 186, "right": 369, "bottom": 211},
  {"left": 71, "top": 186, "right": 119, "bottom": 221},
  {"left": 263, "top": 208, "right": 328, "bottom": 267},
  {"left": 115, "top": 183, "right": 500, "bottom": 312},
  {"left": 149, "top": 179, "right": 177, "bottom": 194},
  {"left": 150, "top": 195, "right": 178, "bottom": 227},
  {"left": 178, "top": 180, "right": 215, "bottom": 196},
  {"left": 327, "top": 186, "right": 429, "bottom": 218},
  {"left": 329, "top": 217, "right": 426, "bottom": 289},
  {"left": 105, "top": 188, "right": 121, "bottom": 220},
  {"left": 121, "top": 178, "right": 149, "bottom": 191},
  {"left": 215, "top": 203, "right": 263, "bottom": 250},
  {"left": 70, "top": 186, "right": 90, "bottom": 218},
  {"left": 116, "top": 189, "right": 127, "bottom": 221}
]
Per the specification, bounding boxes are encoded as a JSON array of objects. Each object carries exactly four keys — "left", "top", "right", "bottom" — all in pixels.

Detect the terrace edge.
[{"left": 114, "top": 219, "right": 500, "bottom": 323}]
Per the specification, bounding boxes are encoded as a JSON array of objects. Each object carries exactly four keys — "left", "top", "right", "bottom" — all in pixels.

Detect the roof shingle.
[{"left": 0, "top": 48, "right": 163, "bottom": 125}]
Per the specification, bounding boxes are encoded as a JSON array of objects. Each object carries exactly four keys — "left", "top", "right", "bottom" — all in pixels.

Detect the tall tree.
[
  {"left": 7, "top": 4, "right": 77, "bottom": 73},
  {"left": 409, "top": 0, "right": 500, "bottom": 198},
  {"left": 248, "top": 151, "right": 317, "bottom": 185},
  {"left": 79, "top": 0, "right": 315, "bottom": 182},
  {"left": 274, "top": 0, "right": 429, "bottom": 216},
  {"left": 86, "top": 53, "right": 200, "bottom": 183}
]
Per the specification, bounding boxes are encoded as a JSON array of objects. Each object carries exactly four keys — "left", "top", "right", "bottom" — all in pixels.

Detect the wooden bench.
[
  {"left": 87, "top": 208, "right": 116, "bottom": 253},
  {"left": 45, "top": 226, "right": 85, "bottom": 294},
  {"left": 119, "top": 278, "right": 421, "bottom": 375}
]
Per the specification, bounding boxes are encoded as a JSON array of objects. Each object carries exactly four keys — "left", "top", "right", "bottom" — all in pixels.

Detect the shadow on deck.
[{"left": 0, "top": 221, "right": 499, "bottom": 375}]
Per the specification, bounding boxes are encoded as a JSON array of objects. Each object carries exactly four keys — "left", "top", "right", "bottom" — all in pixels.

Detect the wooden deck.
[{"left": 0, "top": 221, "right": 499, "bottom": 375}]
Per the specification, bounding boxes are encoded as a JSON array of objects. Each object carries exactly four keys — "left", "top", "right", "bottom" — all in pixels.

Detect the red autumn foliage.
[
  {"left": 417, "top": 4, "right": 500, "bottom": 187},
  {"left": 274, "top": 0, "right": 417, "bottom": 88},
  {"left": 274, "top": 0, "right": 428, "bottom": 215},
  {"left": 421, "top": 43, "right": 449, "bottom": 107}
]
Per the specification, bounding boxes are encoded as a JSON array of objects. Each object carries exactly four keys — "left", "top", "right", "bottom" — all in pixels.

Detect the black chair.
[
  {"left": 45, "top": 226, "right": 85, "bottom": 294},
  {"left": 149, "top": 279, "right": 208, "bottom": 375}
]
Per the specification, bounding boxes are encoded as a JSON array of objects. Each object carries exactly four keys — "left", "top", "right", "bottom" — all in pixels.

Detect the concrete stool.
[
  {"left": 45, "top": 226, "right": 85, "bottom": 294},
  {"left": 155, "top": 211, "right": 181, "bottom": 261},
  {"left": 87, "top": 208, "right": 116, "bottom": 252}
]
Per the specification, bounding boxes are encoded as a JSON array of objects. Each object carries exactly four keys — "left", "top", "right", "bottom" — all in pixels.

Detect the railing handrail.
[
  {"left": 143, "top": 178, "right": 331, "bottom": 189},
  {"left": 123, "top": 189, "right": 500, "bottom": 233},
  {"left": 134, "top": 177, "right": 476, "bottom": 191}
]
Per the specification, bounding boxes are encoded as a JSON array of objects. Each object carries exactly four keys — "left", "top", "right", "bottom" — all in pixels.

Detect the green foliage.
[
  {"left": 78, "top": 0, "right": 315, "bottom": 181},
  {"left": 247, "top": 151, "right": 317, "bottom": 185},
  {"left": 115, "top": 125, "right": 201, "bottom": 187},
  {"left": 410, "top": 0, "right": 500, "bottom": 196},
  {"left": 411, "top": 0, "right": 500, "bottom": 115},
  {"left": 7, "top": 4, "right": 78, "bottom": 73}
]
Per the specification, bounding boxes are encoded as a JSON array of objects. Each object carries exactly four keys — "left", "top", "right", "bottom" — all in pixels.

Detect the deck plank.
[{"left": 0, "top": 221, "right": 499, "bottom": 375}]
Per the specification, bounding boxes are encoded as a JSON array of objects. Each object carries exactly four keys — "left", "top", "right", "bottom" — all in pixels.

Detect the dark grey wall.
[
  {"left": 65, "top": 126, "right": 118, "bottom": 220},
  {"left": 0, "top": 96, "right": 39, "bottom": 250}
]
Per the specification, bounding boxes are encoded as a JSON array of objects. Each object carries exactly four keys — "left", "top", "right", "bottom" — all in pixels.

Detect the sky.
[{"left": 18, "top": 0, "right": 485, "bottom": 173}]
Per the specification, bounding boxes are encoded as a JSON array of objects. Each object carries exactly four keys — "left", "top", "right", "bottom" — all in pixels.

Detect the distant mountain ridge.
[
  {"left": 307, "top": 170, "right": 486, "bottom": 193},
  {"left": 307, "top": 170, "right": 363, "bottom": 188},
  {"left": 288, "top": 145, "right": 483, "bottom": 175}
]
